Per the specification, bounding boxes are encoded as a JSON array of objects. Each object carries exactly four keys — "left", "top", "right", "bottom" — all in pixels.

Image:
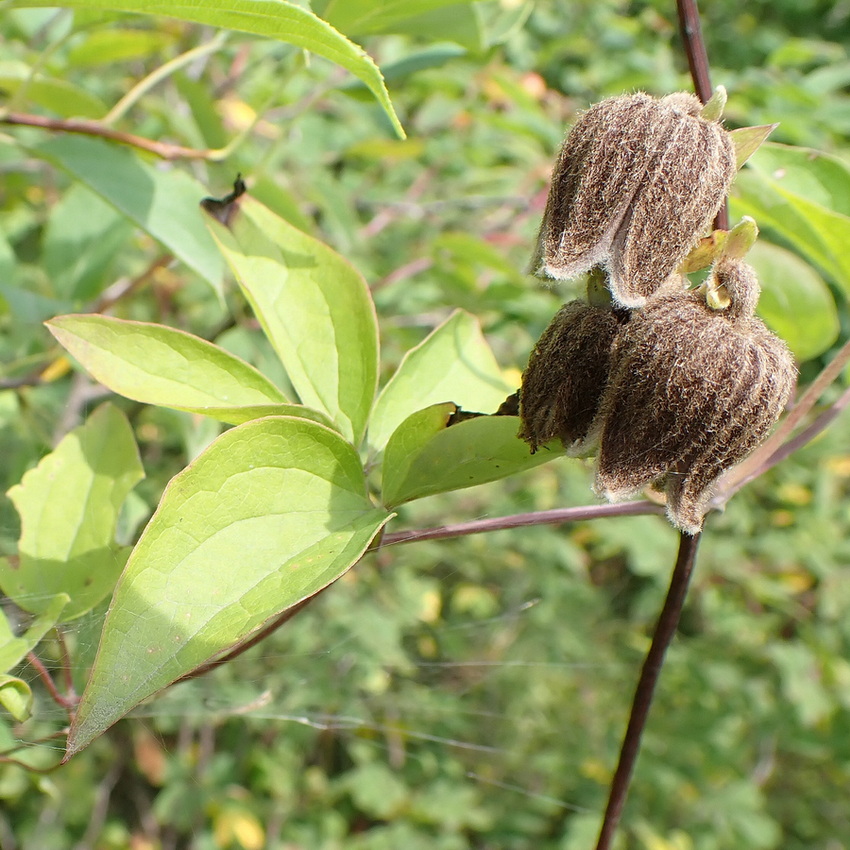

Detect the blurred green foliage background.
[{"left": 2, "top": 0, "right": 850, "bottom": 847}]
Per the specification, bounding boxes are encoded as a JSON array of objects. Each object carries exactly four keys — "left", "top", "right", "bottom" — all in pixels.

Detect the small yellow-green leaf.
[
  {"left": 66, "top": 416, "right": 392, "bottom": 757},
  {"left": 0, "top": 676, "right": 33, "bottom": 723},
  {"left": 369, "top": 310, "right": 514, "bottom": 453},
  {"left": 47, "top": 314, "right": 306, "bottom": 425},
  {"left": 0, "top": 593, "right": 70, "bottom": 672},
  {"left": 382, "top": 412, "right": 563, "bottom": 506},
  {"left": 729, "top": 124, "right": 778, "bottom": 169},
  {"left": 0, "top": 404, "right": 143, "bottom": 620}
]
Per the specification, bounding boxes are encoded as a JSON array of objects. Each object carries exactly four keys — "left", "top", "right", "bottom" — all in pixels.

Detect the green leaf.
[
  {"left": 748, "top": 241, "right": 839, "bottom": 362},
  {"left": 368, "top": 310, "right": 514, "bottom": 453},
  {"left": 382, "top": 410, "right": 563, "bottom": 506},
  {"left": 322, "top": 0, "right": 481, "bottom": 50},
  {"left": 0, "top": 61, "right": 108, "bottom": 118},
  {"left": 66, "top": 416, "right": 392, "bottom": 756},
  {"left": 42, "top": 185, "right": 133, "bottom": 301},
  {"left": 10, "top": 0, "right": 404, "bottom": 138},
  {"left": 0, "top": 593, "right": 70, "bottom": 673},
  {"left": 66, "top": 28, "right": 175, "bottom": 67},
  {"left": 0, "top": 404, "right": 143, "bottom": 620},
  {"left": 728, "top": 125, "right": 778, "bottom": 169},
  {"left": 28, "top": 136, "right": 224, "bottom": 293},
  {"left": 207, "top": 197, "right": 379, "bottom": 444},
  {"left": 46, "top": 314, "right": 332, "bottom": 427},
  {"left": 732, "top": 143, "right": 850, "bottom": 293},
  {"left": 0, "top": 676, "right": 33, "bottom": 723}
]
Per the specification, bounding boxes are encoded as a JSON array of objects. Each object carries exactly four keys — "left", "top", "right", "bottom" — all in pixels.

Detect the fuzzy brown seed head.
[
  {"left": 531, "top": 91, "right": 737, "bottom": 308},
  {"left": 593, "top": 270, "right": 796, "bottom": 533},
  {"left": 518, "top": 300, "right": 625, "bottom": 453}
]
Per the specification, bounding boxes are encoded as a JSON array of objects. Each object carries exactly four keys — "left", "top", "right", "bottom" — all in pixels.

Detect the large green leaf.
[
  {"left": 368, "top": 310, "right": 514, "bottom": 453},
  {"left": 0, "top": 404, "right": 143, "bottom": 620},
  {"left": 30, "top": 136, "right": 224, "bottom": 292},
  {"left": 207, "top": 197, "right": 379, "bottom": 444},
  {"left": 66, "top": 417, "right": 392, "bottom": 757},
  {"left": 732, "top": 143, "right": 850, "bottom": 294},
  {"left": 321, "top": 0, "right": 481, "bottom": 49},
  {"left": 382, "top": 410, "right": 563, "bottom": 506},
  {"left": 47, "top": 314, "right": 331, "bottom": 426},
  {"left": 11, "top": 0, "right": 403, "bottom": 137},
  {"left": 747, "top": 241, "right": 839, "bottom": 362}
]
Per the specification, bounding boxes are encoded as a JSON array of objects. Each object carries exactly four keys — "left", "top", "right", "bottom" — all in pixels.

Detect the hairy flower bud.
[
  {"left": 518, "top": 300, "right": 626, "bottom": 453},
  {"left": 530, "top": 91, "right": 736, "bottom": 307},
  {"left": 593, "top": 259, "right": 796, "bottom": 533}
]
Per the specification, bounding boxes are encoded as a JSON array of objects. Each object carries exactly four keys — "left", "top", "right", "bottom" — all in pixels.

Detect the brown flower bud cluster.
[
  {"left": 519, "top": 92, "right": 796, "bottom": 533},
  {"left": 530, "top": 92, "right": 736, "bottom": 307}
]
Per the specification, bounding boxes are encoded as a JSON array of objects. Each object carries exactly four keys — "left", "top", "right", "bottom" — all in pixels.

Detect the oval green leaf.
[
  {"left": 207, "top": 197, "right": 379, "bottom": 444},
  {"left": 66, "top": 416, "right": 392, "bottom": 757},
  {"left": 748, "top": 241, "right": 839, "bottom": 362},
  {"left": 382, "top": 411, "right": 564, "bottom": 506},
  {"left": 0, "top": 404, "right": 143, "bottom": 620},
  {"left": 0, "top": 676, "right": 33, "bottom": 723},
  {"left": 368, "top": 310, "right": 514, "bottom": 453},
  {"left": 46, "top": 314, "right": 327, "bottom": 426}
]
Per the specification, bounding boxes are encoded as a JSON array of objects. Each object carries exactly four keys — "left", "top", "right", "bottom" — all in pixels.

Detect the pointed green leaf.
[
  {"left": 748, "top": 241, "right": 839, "bottom": 361},
  {"left": 46, "top": 314, "right": 329, "bottom": 426},
  {"left": 0, "top": 593, "right": 70, "bottom": 673},
  {"left": 67, "top": 416, "right": 392, "bottom": 757},
  {"left": 369, "top": 310, "right": 514, "bottom": 452},
  {"left": 729, "top": 124, "right": 778, "bottom": 169},
  {"left": 207, "top": 198, "right": 379, "bottom": 444},
  {"left": 0, "top": 404, "right": 143, "bottom": 620},
  {"left": 0, "top": 676, "right": 33, "bottom": 723},
  {"left": 382, "top": 411, "right": 563, "bottom": 506},
  {"left": 10, "top": 0, "right": 404, "bottom": 138},
  {"left": 28, "top": 136, "right": 224, "bottom": 293}
]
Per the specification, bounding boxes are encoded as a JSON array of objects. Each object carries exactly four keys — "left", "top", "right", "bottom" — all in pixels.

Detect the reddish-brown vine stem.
[{"left": 594, "top": 531, "right": 702, "bottom": 850}]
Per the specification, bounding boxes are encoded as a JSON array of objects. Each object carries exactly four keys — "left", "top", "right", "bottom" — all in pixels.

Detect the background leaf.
[
  {"left": 748, "top": 241, "right": 839, "bottom": 361},
  {"left": 733, "top": 143, "right": 850, "bottom": 293},
  {"left": 67, "top": 417, "right": 392, "bottom": 756},
  {"left": 0, "top": 593, "right": 69, "bottom": 673},
  {"left": 368, "top": 310, "right": 514, "bottom": 453},
  {"left": 208, "top": 197, "right": 379, "bottom": 444},
  {"left": 0, "top": 403, "right": 143, "bottom": 620},
  {"left": 10, "top": 0, "right": 404, "bottom": 137},
  {"left": 382, "top": 412, "right": 563, "bottom": 506},
  {"left": 30, "top": 136, "right": 224, "bottom": 293}
]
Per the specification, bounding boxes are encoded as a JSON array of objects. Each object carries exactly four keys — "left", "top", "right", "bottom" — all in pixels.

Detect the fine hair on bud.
[
  {"left": 593, "top": 261, "right": 796, "bottom": 533},
  {"left": 518, "top": 300, "right": 626, "bottom": 454},
  {"left": 531, "top": 91, "right": 737, "bottom": 307}
]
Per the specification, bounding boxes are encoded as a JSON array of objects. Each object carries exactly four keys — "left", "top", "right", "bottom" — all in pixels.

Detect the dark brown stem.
[
  {"left": 676, "top": 0, "right": 728, "bottom": 230},
  {"left": 594, "top": 531, "right": 702, "bottom": 850},
  {"left": 1, "top": 111, "right": 212, "bottom": 160}
]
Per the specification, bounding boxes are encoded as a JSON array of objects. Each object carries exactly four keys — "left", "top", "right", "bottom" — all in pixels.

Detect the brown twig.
[
  {"left": 1, "top": 111, "right": 213, "bottom": 160},
  {"left": 26, "top": 652, "right": 78, "bottom": 714},
  {"left": 677, "top": 0, "right": 728, "bottom": 230},
  {"left": 381, "top": 500, "right": 663, "bottom": 547},
  {"left": 594, "top": 531, "right": 702, "bottom": 850}
]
